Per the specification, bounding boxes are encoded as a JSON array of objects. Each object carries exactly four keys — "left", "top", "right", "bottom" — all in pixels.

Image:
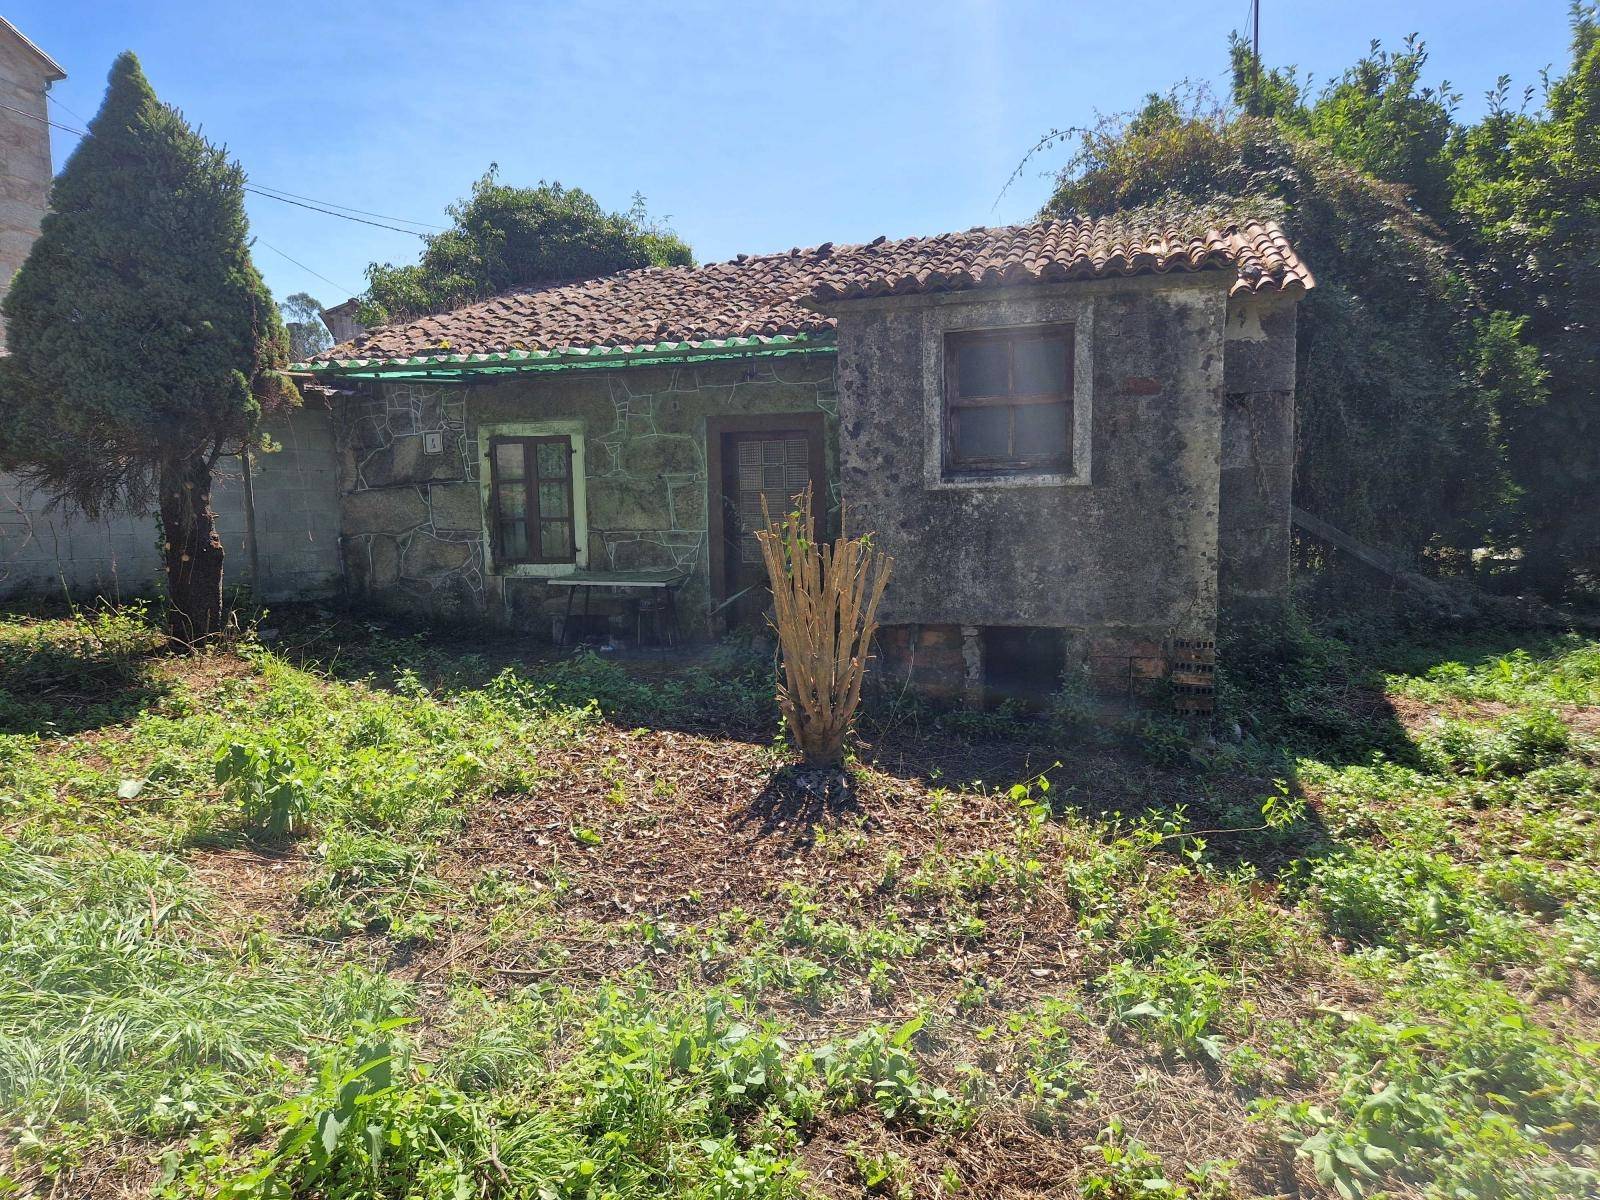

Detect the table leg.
[{"left": 562, "top": 587, "right": 575, "bottom": 647}]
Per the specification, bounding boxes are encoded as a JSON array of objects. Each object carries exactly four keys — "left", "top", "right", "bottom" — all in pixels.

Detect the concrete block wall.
[
  {"left": 215, "top": 405, "right": 344, "bottom": 600},
  {"left": 0, "top": 478, "right": 162, "bottom": 600},
  {"left": 0, "top": 406, "right": 342, "bottom": 604}
]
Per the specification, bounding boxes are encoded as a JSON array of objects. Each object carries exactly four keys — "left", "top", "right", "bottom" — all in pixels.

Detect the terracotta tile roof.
[
  {"left": 804, "top": 215, "right": 1312, "bottom": 302},
  {"left": 314, "top": 213, "right": 1310, "bottom": 367}
]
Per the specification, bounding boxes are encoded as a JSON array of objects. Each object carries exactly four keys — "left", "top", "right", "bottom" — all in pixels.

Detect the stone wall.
[
  {"left": 335, "top": 354, "right": 839, "bottom": 636},
  {"left": 831, "top": 274, "right": 1231, "bottom": 696},
  {"left": 0, "top": 406, "right": 342, "bottom": 603},
  {"left": 1219, "top": 293, "right": 1297, "bottom": 619}
]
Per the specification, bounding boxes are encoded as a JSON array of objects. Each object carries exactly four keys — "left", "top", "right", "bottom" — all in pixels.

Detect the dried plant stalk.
[{"left": 755, "top": 484, "right": 893, "bottom": 768}]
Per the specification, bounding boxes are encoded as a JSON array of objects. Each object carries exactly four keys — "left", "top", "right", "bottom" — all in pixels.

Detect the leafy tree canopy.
[
  {"left": 0, "top": 51, "right": 296, "bottom": 519},
  {"left": 361, "top": 169, "right": 692, "bottom": 325},
  {"left": 1035, "top": 6, "right": 1600, "bottom": 596},
  {"left": 280, "top": 292, "right": 331, "bottom": 363}
]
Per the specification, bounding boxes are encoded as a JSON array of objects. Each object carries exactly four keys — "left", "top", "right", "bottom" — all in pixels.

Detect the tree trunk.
[{"left": 158, "top": 452, "right": 225, "bottom": 647}]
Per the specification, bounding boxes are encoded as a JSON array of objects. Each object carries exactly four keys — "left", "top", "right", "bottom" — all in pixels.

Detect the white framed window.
[{"left": 478, "top": 420, "right": 587, "bottom": 576}]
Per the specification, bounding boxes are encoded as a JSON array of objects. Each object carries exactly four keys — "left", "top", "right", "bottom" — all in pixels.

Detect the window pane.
[
  {"left": 538, "top": 480, "right": 570, "bottom": 519},
  {"left": 956, "top": 339, "right": 1009, "bottom": 397},
  {"left": 536, "top": 439, "right": 569, "bottom": 479},
  {"left": 955, "top": 406, "right": 1011, "bottom": 460},
  {"left": 1014, "top": 402, "right": 1070, "bottom": 459},
  {"left": 1013, "top": 337, "right": 1069, "bottom": 395},
  {"left": 496, "top": 485, "right": 526, "bottom": 519},
  {"left": 499, "top": 519, "right": 528, "bottom": 560},
  {"left": 494, "top": 442, "right": 525, "bottom": 481},
  {"left": 540, "top": 520, "right": 572, "bottom": 560}
]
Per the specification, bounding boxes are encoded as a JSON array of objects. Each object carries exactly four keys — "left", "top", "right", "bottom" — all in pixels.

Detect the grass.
[{"left": 0, "top": 601, "right": 1597, "bottom": 1198}]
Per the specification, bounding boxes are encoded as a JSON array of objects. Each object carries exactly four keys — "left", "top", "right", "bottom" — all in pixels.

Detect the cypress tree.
[{"left": 0, "top": 51, "right": 297, "bottom": 642}]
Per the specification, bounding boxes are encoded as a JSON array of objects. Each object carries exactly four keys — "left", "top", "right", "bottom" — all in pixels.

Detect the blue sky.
[{"left": 8, "top": 1, "right": 1579, "bottom": 309}]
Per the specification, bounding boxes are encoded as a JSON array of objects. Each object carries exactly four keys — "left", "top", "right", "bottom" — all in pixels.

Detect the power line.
[
  {"left": 241, "top": 187, "right": 429, "bottom": 238},
  {"left": 0, "top": 99, "right": 86, "bottom": 137},
  {"left": 247, "top": 182, "right": 441, "bottom": 230},
  {"left": 0, "top": 100, "right": 434, "bottom": 238},
  {"left": 254, "top": 238, "right": 361, "bottom": 298}
]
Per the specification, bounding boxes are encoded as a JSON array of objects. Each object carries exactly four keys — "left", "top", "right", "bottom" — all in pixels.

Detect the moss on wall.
[{"left": 336, "top": 354, "right": 838, "bottom": 636}]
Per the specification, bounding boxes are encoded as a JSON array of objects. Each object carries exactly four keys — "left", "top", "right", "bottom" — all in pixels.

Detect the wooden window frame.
[
  {"left": 944, "top": 323, "right": 1075, "bottom": 474},
  {"left": 488, "top": 434, "right": 576, "bottom": 566}
]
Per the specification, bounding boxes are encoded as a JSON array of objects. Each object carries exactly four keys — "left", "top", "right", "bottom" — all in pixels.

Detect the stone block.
[
  {"left": 400, "top": 533, "right": 470, "bottom": 581},
  {"left": 607, "top": 536, "right": 674, "bottom": 572},
  {"left": 362, "top": 435, "right": 463, "bottom": 488},
  {"left": 343, "top": 486, "right": 427, "bottom": 536},
  {"left": 618, "top": 432, "right": 702, "bottom": 478},
  {"left": 589, "top": 475, "right": 669, "bottom": 532},
  {"left": 369, "top": 536, "right": 401, "bottom": 589},
  {"left": 667, "top": 479, "right": 707, "bottom": 531},
  {"left": 429, "top": 482, "right": 482, "bottom": 532}
]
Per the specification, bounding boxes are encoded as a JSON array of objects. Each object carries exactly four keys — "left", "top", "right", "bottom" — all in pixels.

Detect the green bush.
[{"left": 1419, "top": 709, "right": 1571, "bottom": 778}]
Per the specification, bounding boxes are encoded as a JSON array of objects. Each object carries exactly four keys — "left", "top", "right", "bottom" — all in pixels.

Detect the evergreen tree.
[{"left": 0, "top": 52, "right": 297, "bottom": 642}]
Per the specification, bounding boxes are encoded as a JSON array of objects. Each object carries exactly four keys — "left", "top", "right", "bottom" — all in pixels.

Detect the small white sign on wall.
[{"left": 422, "top": 431, "right": 444, "bottom": 456}]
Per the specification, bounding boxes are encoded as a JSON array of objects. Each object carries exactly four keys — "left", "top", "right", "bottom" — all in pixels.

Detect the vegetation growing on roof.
[{"left": 360, "top": 168, "right": 692, "bottom": 326}]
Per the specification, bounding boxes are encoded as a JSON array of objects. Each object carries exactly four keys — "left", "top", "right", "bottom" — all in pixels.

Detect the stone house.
[{"left": 302, "top": 211, "right": 1311, "bottom": 706}]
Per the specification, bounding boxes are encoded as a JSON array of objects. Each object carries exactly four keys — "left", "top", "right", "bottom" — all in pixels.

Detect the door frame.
[{"left": 705, "top": 412, "right": 828, "bottom": 616}]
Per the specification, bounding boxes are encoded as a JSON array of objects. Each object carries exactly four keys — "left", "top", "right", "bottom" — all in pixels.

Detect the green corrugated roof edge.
[{"left": 289, "top": 332, "right": 836, "bottom": 380}]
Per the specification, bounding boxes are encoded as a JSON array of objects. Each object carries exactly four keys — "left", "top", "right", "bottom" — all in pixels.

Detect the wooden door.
[{"left": 714, "top": 424, "right": 824, "bottom": 629}]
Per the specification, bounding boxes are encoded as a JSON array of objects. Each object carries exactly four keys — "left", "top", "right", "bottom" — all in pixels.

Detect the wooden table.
[{"left": 547, "top": 568, "right": 686, "bottom": 647}]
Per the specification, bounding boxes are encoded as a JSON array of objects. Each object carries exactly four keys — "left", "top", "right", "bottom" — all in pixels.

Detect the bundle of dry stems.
[{"left": 755, "top": 485, "right": 893, "bottom": 769}]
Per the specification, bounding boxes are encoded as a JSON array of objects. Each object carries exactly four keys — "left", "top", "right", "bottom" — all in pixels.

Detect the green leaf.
[{"left": 891, "top": 1013, "right": 925, "bottom": 1048}]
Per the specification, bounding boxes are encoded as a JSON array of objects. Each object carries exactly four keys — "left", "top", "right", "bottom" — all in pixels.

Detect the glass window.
[
  {"left": 494, "top": 441, "right": 525, "bottom": 481},
  {"left": 1013, "top": 402, "right": 1070, "bottom": 457},
  {"left": 956, "top": 407, "right": 1011, "bottom": 459},
  {"left": 946, "top": 325, "right": 1073, "bottom": 472},
  {"left": 956, "top": 339, "right": 1010, "bottom": 396},
  {"left": 1013, "top": 336, "right": 1069, "bottom": 395},
  {"left": 536, "top": 440, "right": 569, "bottom": 479},
  {"left": 489, "top": 436, "right": 577, "bottom": 564}
]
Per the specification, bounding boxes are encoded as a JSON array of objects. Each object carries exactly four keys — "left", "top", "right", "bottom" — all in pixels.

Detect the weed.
[
  {"left": 216, "top": 739, "right": 317, "bottom": 840},
  {"left": 298, "top": 831, "right": 448, "bottom": 945},
  {"left": 1099, "top": 953, "right": 1231, "bottom": 1061}
]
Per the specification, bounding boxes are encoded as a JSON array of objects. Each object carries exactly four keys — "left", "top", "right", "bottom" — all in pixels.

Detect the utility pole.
[{"left": 1252, "top": 0, "right": 1262, "bottom": 111}]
